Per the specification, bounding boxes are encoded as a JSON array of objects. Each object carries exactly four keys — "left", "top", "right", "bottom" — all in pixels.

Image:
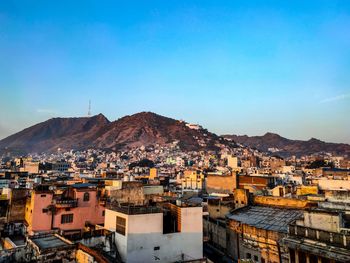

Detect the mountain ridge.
[
  {"left": 0, "top": 112, "right": 349, "bottom": 156},
  {"left": 223, "top": 133, "right": 350, "bottom": 157},
  {"left": 0, "top": 112, "right": 221, "bottom": 154}
]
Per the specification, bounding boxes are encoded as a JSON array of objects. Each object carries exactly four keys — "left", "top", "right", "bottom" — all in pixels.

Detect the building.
[
  {"left": 104, "top": 202, "right": 203, "bottom": 263},
  {"left": 227, "top": 156, "right": 239, "bottom": 169},
  {"left": 284, "top": 209, "right": 350, "bottom": 262},
  {"left": 206, "top": 172, "right": 237, "bottom": 194},
  {"left": 181, "top": 170, "right": 204, "bottom": 190},
  {"left": 224, "top": 196, "right": 316, "bottom": 263},
  {"left": 25, "top": 184, "right": 105, "bottom": 236},
  {"left": 149, "top": 168, "right": 158, "bottom": 180},
  {"left": 238, "top": 175, "right": 277, "bottom": 193},
  {"left": 227, "top": 205, "right": 304, "bottom": 262}
]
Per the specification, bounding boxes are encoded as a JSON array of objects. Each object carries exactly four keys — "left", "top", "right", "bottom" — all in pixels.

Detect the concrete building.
[
  {"left": 227, "top": 155, "right": 239, "bottom": 169},
  {"left": 104, "top": 202, "right": 203, "bottom": 263},
  {"left": 227, "top": 206, "right": 304, "bottom": 263},
  {"left": 181, "top": 170, "right": 204, "bottom": 190},
  {"left": 206, "top": 172, "right": 237, "bottom": 194},
  {"left": 284, "top": 209, "right": 350, "bottom": 262},
  {"left": 238, "top": 174, "right": 277, "bottom": 193},
  {"left": 25, "top": 184, "right": 105, "bottom": 235}
]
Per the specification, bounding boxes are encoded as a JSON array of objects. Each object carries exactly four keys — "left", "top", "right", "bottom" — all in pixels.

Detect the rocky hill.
[
  {"left": 0, "top": 112, "right": 221, "bottom": 154},
  {"left": 224, "top": 132, "right": 350, "bottom": 157}
]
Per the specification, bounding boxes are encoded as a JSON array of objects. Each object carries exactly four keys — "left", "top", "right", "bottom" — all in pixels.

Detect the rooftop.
[
  {"left": 71, "top": 183, "right": 95, "bottom": 189},
  {"left": 227, "top": 206, "right": 303, "bottom": 233},
  {"left": 108, "top": 204, "right": 162, "bottom": 215},
  {"left": 30, "top": 234, "right": 72, "bottom": 251}
]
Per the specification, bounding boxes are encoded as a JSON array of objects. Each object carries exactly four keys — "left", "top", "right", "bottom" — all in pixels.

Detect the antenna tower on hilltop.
[{"left": 88, "top": 100, "right": 91, "bottom": 116}]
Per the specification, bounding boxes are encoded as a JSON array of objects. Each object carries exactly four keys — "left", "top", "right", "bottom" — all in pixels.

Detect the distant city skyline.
[{"left": 1, "top": 1, "right": 350, "bottom": 143}]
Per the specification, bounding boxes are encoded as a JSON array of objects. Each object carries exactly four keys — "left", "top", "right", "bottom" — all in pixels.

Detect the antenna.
[{"left": 88, "top": 100, "right": 91, "bottom": 116}]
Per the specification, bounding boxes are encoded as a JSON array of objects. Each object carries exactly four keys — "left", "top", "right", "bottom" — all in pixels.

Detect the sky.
[{"left": 0, "top": 0, "right": 349, "bottom": 143}]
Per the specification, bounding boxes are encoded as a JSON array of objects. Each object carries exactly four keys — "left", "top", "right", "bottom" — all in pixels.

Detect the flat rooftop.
[
  {"left": 227, "top": 206, "right": 303, "bottom": 233},
  {"left": 30, "top": 235, "right": 72, "bottom": 251},
  {"left": 9, "top": 235, "right": 26, "bottom": 247}
]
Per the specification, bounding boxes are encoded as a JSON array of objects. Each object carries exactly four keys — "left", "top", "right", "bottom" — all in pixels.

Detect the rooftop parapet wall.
[{"left": 253, "top": 196, "right": 316, "bottom": 209}]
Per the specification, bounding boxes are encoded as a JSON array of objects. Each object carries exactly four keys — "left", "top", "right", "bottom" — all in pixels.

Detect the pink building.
[{"left": 25, "top": 183, "right": 105, "bottom": 235}]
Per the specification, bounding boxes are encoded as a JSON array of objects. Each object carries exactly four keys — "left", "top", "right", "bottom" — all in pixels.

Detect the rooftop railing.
[
  {"left": 110, "top": 204, "right": 162, "bottom": 215},
  {"left": 288, "top": 223, "right": 350, "bottom": 249}
]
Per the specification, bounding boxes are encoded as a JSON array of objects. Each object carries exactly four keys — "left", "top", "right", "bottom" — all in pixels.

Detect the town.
[
  {"left": 1, "top": 1, "right": 349, "bottom": 262},
  {"left": 0, "top": 137, "right": 349, "bottom": 262}
]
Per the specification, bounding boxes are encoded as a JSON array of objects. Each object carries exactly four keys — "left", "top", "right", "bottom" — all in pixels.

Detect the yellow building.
[
  {"left": 149, "top": 168, "right": 158, "bottom": 180},
  {"left": 296, "top": 185, "right": 318, "bottom": 196},
  {"left": 181, "top": 170, "right": 204, "bottom": 190}
]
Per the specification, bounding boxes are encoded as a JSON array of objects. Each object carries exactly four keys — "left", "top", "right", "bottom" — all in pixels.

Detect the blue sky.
[{"left": 0, "top": 0, "right": 349, "bottom": 143}]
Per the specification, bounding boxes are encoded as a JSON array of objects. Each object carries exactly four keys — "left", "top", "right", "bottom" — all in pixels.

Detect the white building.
[
  {"left": 185, "top": 123, "right": 202, "bottom": 130},
  {"left": 104, "top": 203, "right": 203, "bottom": 263}
]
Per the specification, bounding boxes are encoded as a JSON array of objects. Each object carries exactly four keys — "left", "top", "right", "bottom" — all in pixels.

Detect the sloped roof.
[{"left": 227, "top": 206, "right": 303, "bottom": 233}]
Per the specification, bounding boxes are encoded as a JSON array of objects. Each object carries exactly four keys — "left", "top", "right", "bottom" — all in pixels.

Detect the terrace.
[{"left": 109, "top": 203, "right": 162, "bottom": 215}]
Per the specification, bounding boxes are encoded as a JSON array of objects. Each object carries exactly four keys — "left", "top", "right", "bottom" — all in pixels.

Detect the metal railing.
[
  {"left": 110, "top": 205, "right": 162, "bottom": 215},
  {"left": 55, "top": 199, "right": 78, "bottom": 207}
]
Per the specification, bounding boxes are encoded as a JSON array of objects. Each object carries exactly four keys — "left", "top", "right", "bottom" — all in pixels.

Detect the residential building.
[{"left": 104, "top": 202, "right": 203, "bottom": 263}]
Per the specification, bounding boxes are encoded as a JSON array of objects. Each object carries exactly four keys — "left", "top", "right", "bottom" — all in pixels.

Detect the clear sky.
[{"left": 0, "top": 0, "right": 349, "bottom": 143}]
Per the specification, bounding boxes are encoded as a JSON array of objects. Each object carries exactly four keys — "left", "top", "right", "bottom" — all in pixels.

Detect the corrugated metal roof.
[{"left": 227, "top": 206, "right": 303, "bottom": 233}]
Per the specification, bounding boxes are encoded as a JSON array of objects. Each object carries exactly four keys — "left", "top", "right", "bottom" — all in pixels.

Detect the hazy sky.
[{"left": 0, "top": 1, "right": 349, "bottom": 143}]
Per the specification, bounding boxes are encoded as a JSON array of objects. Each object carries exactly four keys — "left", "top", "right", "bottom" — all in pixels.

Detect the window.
[
  {"left": 41, "top": 194, "right": 46, "bottom": 197},
  {"left": 154, "top": 246, "right": 160, "bottom": 251},
  {"left": 42, "top": 208, "right": 48, "bottom": 213},
  {"left": 61, "top": 214, "right": 73, "bottom": 224},
  {"left": 246, "top": 253, "right": 251, "bottom": 259},
  {"left": 254, "top": 255, "right": 259, "bottom": 262},
  {"left": 83, "top": 192, "right": 90, "bottom": 202},
  {"left": 342, "top": 213, "right": 350, "bottom": 228},
  {"left": 116, "top": 216, "right": 126, "bottom": 235},
  {"left": 65, "top": 208, "right": 70, "bottom": 211},
  {"left": 261, "top": 258, "right": 266, "bottom": 263},
  {"left": 102, "top": 211, "right": 105, "bottom": 216}
]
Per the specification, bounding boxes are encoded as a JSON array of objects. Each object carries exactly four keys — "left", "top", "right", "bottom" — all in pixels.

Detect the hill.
[
  {"left": 0, "top": 112, "right": 220, "bottom": 154},
  {"left": 224, "top": 132, "right": 350, "bottom": 157}
]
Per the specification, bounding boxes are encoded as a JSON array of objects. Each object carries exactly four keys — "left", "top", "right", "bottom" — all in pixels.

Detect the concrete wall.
[
  {"left": 206, "top": 173, "right": 237, "bottom": 194},
  {"left": 8, "top": 189, "right": 29, "bottom": 222},
  {"left": 143, "top": 185, "right": 164, "bottom": 195},
  {"left": 104, "top": 207, "right": 203, "bottom": 263},
  {"left": 253, "top": 196, "right": 314, "bottom": 209},
  {"left": 317, "top": 179, "right": 350, "bottom": 191},
  {"left": 298, "top": 211, "right": 340, "bottom": 232},
  {"left": 110, "top": 184, "right": 145, "bottom": 205},
  {"left": 76, "top": 249, "right": 96, "bottom": 263},
  {"left": 296, "top": 185, "right": 318, "bottom": 196},
  {"left": 26, "top": 192, "right": 53, "bottom": 233},
  {"left": 203, "top": 218, "right": 227, "bottom": 249},
  {"left": 207, "top": 199, "right": 233, "bottom": 219}
]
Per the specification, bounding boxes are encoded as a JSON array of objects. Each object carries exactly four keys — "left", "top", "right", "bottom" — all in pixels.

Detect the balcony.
[
  {"left": 55, "top": 199, "right": 78, "bottom": 208},
  {"left": 288, "top": 224, "right": 350, "bottom": 250}
]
